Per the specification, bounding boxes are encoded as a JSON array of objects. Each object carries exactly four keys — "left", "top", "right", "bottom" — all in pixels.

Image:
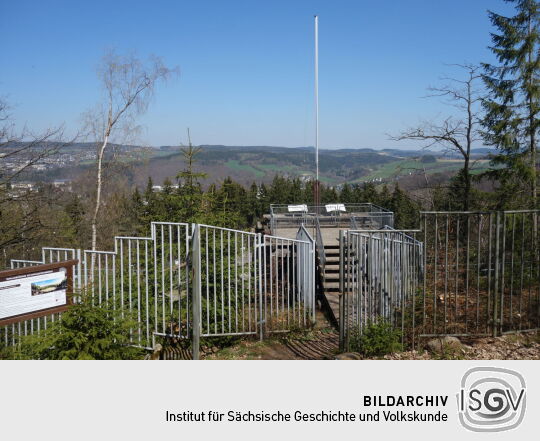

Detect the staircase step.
[{"left": 323, "top": 245, "right": 340, "bottom": 249}]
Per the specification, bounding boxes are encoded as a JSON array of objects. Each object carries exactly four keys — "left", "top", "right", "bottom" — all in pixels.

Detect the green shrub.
[
  {"left": 5, "top": 297, "right": 145, "bottom": 360},
  {"left": 348, "top": 319, "right": 402, "bottom": 357}
]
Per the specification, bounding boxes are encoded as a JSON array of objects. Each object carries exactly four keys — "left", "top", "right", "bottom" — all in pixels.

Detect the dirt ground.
[
  {"left": 204, "top": 328, "right": 340, "bottom": 360},
  {"left": 155, "top": 310, "right": 540, "bottom": 360},
  {"left": 202, "top": 331, "right": 540, "bottom": 360},
  {"left": 381, "top": 333, "right": 540, "bottom": 360}
]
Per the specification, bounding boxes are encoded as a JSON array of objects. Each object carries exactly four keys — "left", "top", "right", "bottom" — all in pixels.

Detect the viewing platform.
[
  {"left": 266, "top": 203, "right": 394, "bottom": 244},
  {"left": 266, "top": 203, "right": 395, "bottom": 329}
]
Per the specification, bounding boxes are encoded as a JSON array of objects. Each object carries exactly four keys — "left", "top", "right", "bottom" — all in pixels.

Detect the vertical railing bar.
[
  {"left": 509, "top": 215, "right": 516, "bottom": 328},
  {"left": 455, "top": 216, "right": 459, "bottom": 333},
  {"left": 228, "top": 230, "right": 231, "bottom": 333},
  {"left": 161, "top": 224, "right": 165, "bottom": 333},
  {"left": 500, "top": 213, "right": 507, "bottom": 333},
  {"left": 465, "top": 215, "right": 470, "bottom": 333},
  {"left": 527, "top": 213, "right": 534, "bottom": 330},
  {"left": 486, "top": 214, "right": 493, "bottom": 334},
  {"left": 213, "top": 228, "right": 217, "bottom": 335},
  {"left": 98, "top": 253, "right": 102, "bottom": 304},
  {"left": 136, "top": 240, "right": 141, "bottom": 345},
  {"left": 186, "top": 225, "right": 190, "bottom": 335},
  {"left": 444, "top": 214, "right": 449, "bottom": 334},
  {"left": 423, "top": 214, "right": 427, "bottom": 330},
  {"left": 192, "top": 224, "right": 201, "bottom": 360},
  {"left": 433, "top": 215, "right": 438, "bottom": 333},
  {"left": 241, "top": 234, "right": 245, "bottom": 332},
  {"left": 169, "top": 225, "right": 173, "bottom": 328},
  {"left": 286, "top": 239, "right": 290, "bottom": 329},
  {"left": 280, "top": 238, "right": 284, "bottom": 330},
  {"left": 206, "top": 227, "right": 210, "bottom": 334},
  {"left": 145, "top": 240, "right": 150, "bottom": 345},
  {"left": 120, "top": 240, "right": 124, "bottom": 319},
  {"left": 269, "top": 237, "right": 273, "bottom": 327},
  {"left": 263, "top": 235, "right": 267, "bottom": 338},
  {"left": 519, "top": 214, "right": 525, "bottom": 331},
  {"left": 152, "top": 223, "right": 158, "bottom": 338},
  {"left": 221, "top": 230, "right": 224, "bottom": 335},
  {"left": 177, "top": 225, "right": 181, "bottom": 337},
  {"left": 475, "top": 214, "right": 481, "bottom": 331},
  {"left": 248, "top": 234, "right": 252, "bottom": 332},
  {"left": 235, "top": 231, "right": 238, "bottom": 332},
  {"left": 105, "top": 254, "right": 109, "bottom": 302},
  {"left": 128, "top": 239, "right": 133, "bottom": 342}
]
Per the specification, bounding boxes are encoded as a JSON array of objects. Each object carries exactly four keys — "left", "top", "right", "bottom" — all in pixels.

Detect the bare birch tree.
[
  {"left": 85, "top": 51, "right": 175, "bottom": 250},
  {"left": 390, "top": 64, "right": 483, "bottom": 210}
]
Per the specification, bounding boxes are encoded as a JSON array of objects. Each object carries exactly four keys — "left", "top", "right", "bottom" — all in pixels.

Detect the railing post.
[
  {"left": 493, "top": 211, "right": 501, "bottom": 337},
  {"left": 311, "top": 239, "right": 316, "bottom": 324},
  {"left": 339, "top": 230, "right": 345, "bottom": 351},
  {"left": 258, "top": 233, "right": 264, "bottom": 341},
  {"left": 191, "top": 224, "right": 201, "bottom": 360}
]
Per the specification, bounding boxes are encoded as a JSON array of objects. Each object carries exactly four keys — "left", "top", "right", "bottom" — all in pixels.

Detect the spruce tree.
[
  {"left": 482, "top": 0, "right": 540, "bottom": 208},
  {"left": 175, "top": 130, "right": 207, "bottom": 221},
  {"left": 339, "top": 183, "right": 353, "bottom": 203}
]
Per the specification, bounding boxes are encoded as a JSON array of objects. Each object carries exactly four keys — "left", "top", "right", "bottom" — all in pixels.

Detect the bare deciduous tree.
[
  {"left": 0, "top": 97, "right": 75, "bottom": 264},
  {"left": 85, "top": 51, "right": 176, "bottom": 251},
  {"left": 390, "top": 64, "right": 483, "bottom": 210},
  {"left": 0, "top": 98, "right": 68, "bottom": 187}
]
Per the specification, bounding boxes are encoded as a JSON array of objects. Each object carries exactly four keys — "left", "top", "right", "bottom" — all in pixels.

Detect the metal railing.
[
  {"left": 339, "top": 228, "right": 423, "bottom": 349},
  {"left": 339, "top": 210, "right": 540, "bottom": 349},
  {"left": 10, "top": 259, "right": 42, "bottom": 269},
  {"left": 420, "top": 210, "right": 540, "bottom": 337},
  {"left": 2, "top": 221, "right": 317, "bottom": 357},
  {"left": 314, "top": 217, "right": 326, "bottom": 271},
  {"left": 270, "top": 203, "right": 394, "bottom": 234},
  {"left": 270, "top": 203, "right": 391, "bottom": 216}
]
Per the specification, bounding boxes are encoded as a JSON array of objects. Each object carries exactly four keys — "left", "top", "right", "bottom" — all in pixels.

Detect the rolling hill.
[{"left": 20, "top": 143, "right": 495, "bottom": 188}]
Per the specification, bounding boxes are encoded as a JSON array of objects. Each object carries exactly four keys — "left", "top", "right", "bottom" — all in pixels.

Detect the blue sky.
[{"left": 1, "top": 0, "right": 514, "bottom": 149}]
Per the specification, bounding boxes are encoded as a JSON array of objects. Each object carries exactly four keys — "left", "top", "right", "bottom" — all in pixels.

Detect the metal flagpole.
[{"left": 314, "top": 15, "right": 320, "bottom": 208}]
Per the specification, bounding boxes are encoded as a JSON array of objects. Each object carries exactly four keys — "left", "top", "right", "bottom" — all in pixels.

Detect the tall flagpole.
[{"left": 314, "top": 15, "right": 320, "bottom": 207}]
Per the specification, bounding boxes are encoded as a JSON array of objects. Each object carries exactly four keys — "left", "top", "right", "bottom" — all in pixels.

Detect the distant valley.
[{"left": 21, "top": 143, "right": 495, "bottom": 188}]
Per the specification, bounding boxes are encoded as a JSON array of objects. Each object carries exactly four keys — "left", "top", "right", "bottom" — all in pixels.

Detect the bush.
[
  {"left": 5, "top": 297, "right": 145, "bottom": 360},
  {"left": 348, "top": 319, "right": 402, "bottom": 357}
]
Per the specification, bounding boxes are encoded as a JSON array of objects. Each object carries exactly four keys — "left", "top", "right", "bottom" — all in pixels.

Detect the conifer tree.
[
  {"left": 339, "top": 183, "right": 354, "bottom": 203},
  {"left": 482, "top": 0, "right": 540, "bottom": 208},
  {"left": 389, "top": 184, "right": 420, "bottom": 229},
  {"left": 176, "top": 129, "right": 207, "bottom": 221}
]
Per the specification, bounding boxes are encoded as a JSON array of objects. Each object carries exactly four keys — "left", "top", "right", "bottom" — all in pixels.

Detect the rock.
[
  {"left": 150, "top": 343, "right": 163, "bottom": 360},
  {"left": 335, "top": 352, "right": 363, "bottom": 360},
  {"left": 426, "top": 336, "right": 462, "bottom": 353}
]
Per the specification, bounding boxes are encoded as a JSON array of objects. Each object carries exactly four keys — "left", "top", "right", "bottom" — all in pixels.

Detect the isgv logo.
[{"left": 457, "top": 367, "right": 526, "bottom": 432}]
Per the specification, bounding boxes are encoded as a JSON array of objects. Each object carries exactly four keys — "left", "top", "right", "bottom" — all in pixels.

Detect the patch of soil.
[
  {"left": 382, "top": 333, "right": 540, "bottom": 360},
  {"left": 203, "top": 328, "right": 339, "bottom": 360}
]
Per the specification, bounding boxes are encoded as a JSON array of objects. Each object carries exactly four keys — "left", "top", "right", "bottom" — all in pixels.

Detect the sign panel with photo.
[{"left": 0, "top": 261, "right": 76, "bottom": 325}]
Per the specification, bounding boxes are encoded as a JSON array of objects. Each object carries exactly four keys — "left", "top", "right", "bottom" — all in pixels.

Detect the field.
[{"left": 357, "top": 159, "right": 494, "bottom": 182}]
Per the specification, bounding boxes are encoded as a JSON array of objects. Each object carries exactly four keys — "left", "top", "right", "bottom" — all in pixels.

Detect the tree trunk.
[
  {"left": 528, "top": 17, "right": 537, "bottom": 208},
  {"left": 91, "top": 135, "right": 109, "bottom": 251},
  {"left": 463, "top": 157, "right": 471, "bottom": 211}
]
